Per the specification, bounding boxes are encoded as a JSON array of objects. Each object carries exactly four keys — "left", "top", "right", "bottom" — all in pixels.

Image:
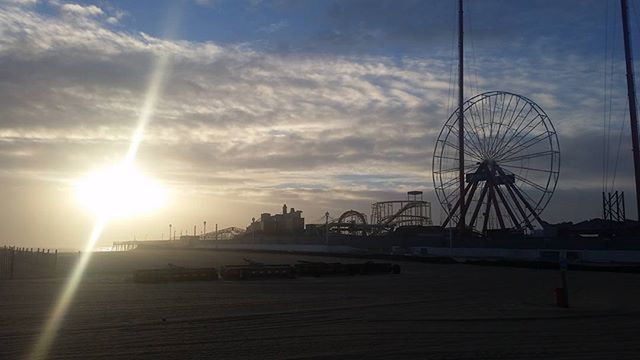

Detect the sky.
[{"left": 0, "top": 0, "right": 639, "bottom": 249}]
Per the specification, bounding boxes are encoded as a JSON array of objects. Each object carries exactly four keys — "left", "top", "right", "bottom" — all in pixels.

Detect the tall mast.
[
  {"left": 458, "top": 0, "right": 465, "bottom": 233},
  {"left": 621, "top": 0, "right": 640, "bottom": 220}
]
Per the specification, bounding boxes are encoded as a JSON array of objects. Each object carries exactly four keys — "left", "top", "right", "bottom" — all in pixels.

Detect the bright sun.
[{"left": 75, "top": 163, "right": 167, "bottom": 218}]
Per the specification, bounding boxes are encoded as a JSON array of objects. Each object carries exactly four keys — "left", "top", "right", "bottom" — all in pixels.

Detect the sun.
[{"left": 75, "top": 162, "right": 167, "bottom": 218}]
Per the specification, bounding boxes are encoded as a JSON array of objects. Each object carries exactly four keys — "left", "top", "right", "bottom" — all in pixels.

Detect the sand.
[{"left": 1, "top": 248, "right": 640, "bottom": 359}]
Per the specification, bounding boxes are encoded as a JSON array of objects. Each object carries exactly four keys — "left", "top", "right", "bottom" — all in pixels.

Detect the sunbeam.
[
  {"left": 29, "top": 217, "right": 107, "bottom": 360},
  {"left": 27, "top": 8, "right": 181, "bottom": 359}
]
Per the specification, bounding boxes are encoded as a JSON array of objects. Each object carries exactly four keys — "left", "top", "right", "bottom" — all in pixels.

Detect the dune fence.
[{"left": 0, "top": 246, "right": 58, "bottom": 279}]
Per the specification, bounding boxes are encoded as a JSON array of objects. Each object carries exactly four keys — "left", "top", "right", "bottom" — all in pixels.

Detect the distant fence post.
[
  {"left": 10, "top": 247, "right": 15, "bottom": 279},
  {"left": 53, "top": 249, "right": 58, "bottom": 275},
  {"left": 0, "top": 246, "right": 60, "bottom": 279},
  {"left": 0, "top": 247, "right": 5, "bottom": 279}
]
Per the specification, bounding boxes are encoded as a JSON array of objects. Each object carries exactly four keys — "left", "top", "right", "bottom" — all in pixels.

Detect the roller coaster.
[{"left": 328, "top": 191, "right": 433, "bottom": 236}]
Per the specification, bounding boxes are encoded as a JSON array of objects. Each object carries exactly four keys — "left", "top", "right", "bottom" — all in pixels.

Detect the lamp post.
[
  {"left": 252, "top": 217, "right": 256, "bottom": 242},
  {"left": 325, "top": 212, "right": 330, "bottom": 246}
]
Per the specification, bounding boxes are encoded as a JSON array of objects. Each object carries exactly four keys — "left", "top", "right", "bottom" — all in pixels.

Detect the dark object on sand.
[
  {"left": 294, "top": 261, "right": 355, "bottom": 277},
  {"left": 133, "top": 264, "right": 219, "bottom": 283},
  {"left": 294, "top": 261, "right": 401, "bottom": 277},
  {"left": 219, "top": 258, "right": 295, "bottom": 280},
  {"left": 556, "top": 260, "right": 569, "bottom": 307}
]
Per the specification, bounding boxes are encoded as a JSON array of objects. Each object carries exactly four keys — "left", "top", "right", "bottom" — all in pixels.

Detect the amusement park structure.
[
  {"left": 111, "top": 1, "right": 639, "bottom": 261},
  {"left": 328, "top": 191, "right": 433, "bottom": 236},
  {"left": 431, "top": 0, "right": 562, "bottom": 236},
  {"left": 429, "top": 0, "right": 640, "bottom": 239},
  {"left": 433, "top": 91, "right": 560, "bottom": 233}
]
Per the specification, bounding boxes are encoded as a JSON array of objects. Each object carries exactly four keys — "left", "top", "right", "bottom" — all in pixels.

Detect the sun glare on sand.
[{"left": 75, "top": 163, "right": 166, "bottom": 218}]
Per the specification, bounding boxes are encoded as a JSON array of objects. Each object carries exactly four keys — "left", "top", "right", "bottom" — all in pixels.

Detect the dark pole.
[
  {"left": 10, "top": 247, "right": 15, "bottom": 279},
  {"left": 458, "top": 0, "right": 465, "bottom": 235},
  {"left": 621, "top": 0, "right": 640, "bottom": 220}
]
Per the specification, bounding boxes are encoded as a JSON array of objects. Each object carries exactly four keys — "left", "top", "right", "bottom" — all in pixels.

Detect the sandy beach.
[{"left": 2, "top": 248, "right": 640, "bottom": 359}]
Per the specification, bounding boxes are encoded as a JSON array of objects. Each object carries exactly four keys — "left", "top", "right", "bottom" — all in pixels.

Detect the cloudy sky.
[{"left": 0, "top": 0, "right": 638, "bottom": 249}]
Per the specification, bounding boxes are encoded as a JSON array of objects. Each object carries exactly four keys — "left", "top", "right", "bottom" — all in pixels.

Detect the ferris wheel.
[{"left": 432, "top": 91, "right": 560, "bottom": 232}]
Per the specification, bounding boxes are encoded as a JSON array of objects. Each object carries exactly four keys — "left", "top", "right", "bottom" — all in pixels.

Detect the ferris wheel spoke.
[
  {"left": 487, "top": 94, "right": 501, "bottom": 150},
  {"left": 505, "top": 100, "right": 536, "bottom": 133},
  {"left": 499, "top": 136, "right": 553, "bottom": 163},
  {"left": 443, "top": 126, "right": 486, "bottom": 158},
  {"left": 443, "top": 187, "right": 461, "bottom": 205},
  {"left": 466, "top": 106, "right": 489, "bottom": 155},
  {"left": 444, "top": 121, "right": 485, "bottom": 152},
  {"left": 498, "top": 114, "right": 545, "bottom": 155},
  {"left": 503, "top": 96, "right": 524, "bottom": 130},
  {"left": 497, "top": 129, "right": 552, "bottom": 161},
  {"left": 513, "top": 181, "right": 545, "bottom": 212},
  {"left": 486, "top": 95, "right": 502, "bottom": 154},
  {"left": 435, "top": 163, "right": 479, "bottom": 174},
  {"left": 442, "top": 186, "right": 466, "bottom": 210},
  {"left": 466, "top": 112, "right": 488, "bottom": 153},
  {"left": 434, "top": 155, "right": 478, "bottom": 167},
  {"left": 476, "top": 97, "right": 491, "bottom": 155},
  {"left": 441, "top": 140, "right": 484, "bottom": 161},
  {"left": 481, "top": 97, "right": 493, "bottom": 154},
  {"left": 501, "top": 163, "right": 554, "bottom": 174},
  {"left": 462, "top": 107, "right": 484, "bottom": 151},
  {"left": 476, "top": 98, "right": 489, "bottom": 153},
  {"left": 499, "top": 150, "right": 556, "bottom": 163},
  {"left": 490, "top": 97, "right": 525, "bottom": 156},
  {"left": 436, "top": 154, "right": 478, "bottom": 163},
  {"left": 438, "top": 176, "right": 460, "bottom": 190},
  {"left": 489, "top": 94, "right": 514, "bottom": 155},
  {"left": 512, "top": 173, "right": 548, "bottom": 193},
  {"left": 492, "top": 107, "right": 539, "bottom": 158}
]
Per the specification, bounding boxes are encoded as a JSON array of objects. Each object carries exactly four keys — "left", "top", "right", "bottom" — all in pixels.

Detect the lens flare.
[
  {"left": 29, "top": 217, "right": 107, "bottom": 360},
  {"left": 28, "top": 12, "right": 178, "bottom": 359}
]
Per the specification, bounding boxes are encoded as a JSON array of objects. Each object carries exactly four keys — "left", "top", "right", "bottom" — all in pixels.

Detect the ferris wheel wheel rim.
[{"left": 431, "top": 91, "right": 561, "bottom": 225}]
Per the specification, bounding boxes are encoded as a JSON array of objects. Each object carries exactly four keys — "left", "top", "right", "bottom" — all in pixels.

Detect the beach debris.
[
  {"left": 294, "top": 261, "right": 401, "bottom": 277},
  {"left": 219, "top": 258, "right": 295, "bottom": 280},
  {"left": 133, "top": 264, "right": 219, "bottom": 283}
]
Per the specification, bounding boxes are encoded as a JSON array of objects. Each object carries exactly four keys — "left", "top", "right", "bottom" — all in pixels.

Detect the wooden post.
[
  {"left": 53, "top": 249, "right": 58, "bottom": 275},
  {"left": 557, "top": 256, "right": 569, "bottom": 308},
  {"left": 10, "top": 247, "right": 15, "bottom": 280}
]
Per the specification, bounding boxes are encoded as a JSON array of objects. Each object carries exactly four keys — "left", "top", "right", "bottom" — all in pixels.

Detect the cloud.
[
  {"left": 194, "top": 0, "right": 217, "bottom": 7},
  {"left": 4, "top": 0, "right": 38, "bottom": 6},
  {"left": 0, "top": 2, "right": 632, "bottom": 248},
  {"left": 105, "top": 9, "right": 127, "bottom": 25},
  {"left": 59, "top": 3, "right": 104, "bottom": 17},
  {"left": 260, "top": 20, "right": 288, "bottom": 33}
]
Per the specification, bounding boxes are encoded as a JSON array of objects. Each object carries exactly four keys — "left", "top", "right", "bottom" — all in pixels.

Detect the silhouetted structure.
[
  {"left": 603, "top": 191, "right": 626, "bottom": 222},
  {"left": 246, "top": 204, "right": 305, "bottom": 235},
  {"left": 0, "top": 246, "right": 57, "bottom": 279}
]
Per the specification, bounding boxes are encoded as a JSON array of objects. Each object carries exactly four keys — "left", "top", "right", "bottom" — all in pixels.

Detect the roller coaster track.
[{"left": 376, "top": 201, "right": 431, "bottom": 227}]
